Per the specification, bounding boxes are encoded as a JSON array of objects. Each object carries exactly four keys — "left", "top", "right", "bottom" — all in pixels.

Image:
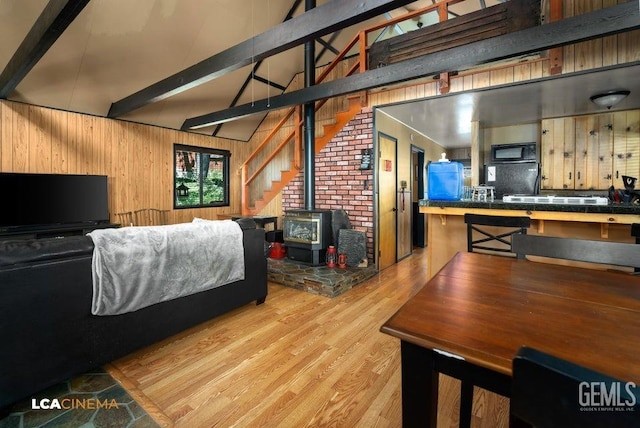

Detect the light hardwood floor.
[{"left": 107, "top": 247, "right": 509, "bottom": 427}]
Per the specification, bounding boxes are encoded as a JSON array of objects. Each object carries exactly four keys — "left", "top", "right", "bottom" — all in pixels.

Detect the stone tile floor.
[
  {"left": 0, "top": 368, "right": 159, "bottom": 428},
  {"left": 267, "top": 257, "right": 378, "bottom": 297}
]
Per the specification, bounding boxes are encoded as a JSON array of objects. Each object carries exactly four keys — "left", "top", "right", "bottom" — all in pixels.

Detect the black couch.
[{"left": 0, "top": 219, "right": 267, "bottom": 410}]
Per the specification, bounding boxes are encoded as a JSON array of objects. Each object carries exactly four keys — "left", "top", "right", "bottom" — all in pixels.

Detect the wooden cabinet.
[
  {"left": 541, "top": 117, "right": 578, "bottom": 190},
  {"left": 612, "top": 110, "right": 640, "bottom": 185},
  {"left": 541, "top": 110, "right": 639, "bottom": 191}
]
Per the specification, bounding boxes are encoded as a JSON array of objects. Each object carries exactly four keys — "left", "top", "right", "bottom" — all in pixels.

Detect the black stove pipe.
[{"left": 303, "top": 0, "right": 316, "bottom": 211}]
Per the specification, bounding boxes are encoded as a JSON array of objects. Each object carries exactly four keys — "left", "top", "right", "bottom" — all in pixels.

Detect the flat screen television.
[{"left": 0, "top": 173, "right": 109, "bottom": 231}]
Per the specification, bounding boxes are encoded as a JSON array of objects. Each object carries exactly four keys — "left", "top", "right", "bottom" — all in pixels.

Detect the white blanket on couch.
[{"left": 88, "top": 220, "right": 245, "bottom": 316}]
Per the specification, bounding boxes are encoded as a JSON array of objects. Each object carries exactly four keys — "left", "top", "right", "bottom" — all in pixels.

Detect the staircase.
[
  {"left": 239, "top": 32, "right": 367, "bottom": 215},
  {"left": 247, "top": 95, "right": 363, "bottom": 214},
  {"left": 239, "top": 1, "right": 459, "bottom": 215}
]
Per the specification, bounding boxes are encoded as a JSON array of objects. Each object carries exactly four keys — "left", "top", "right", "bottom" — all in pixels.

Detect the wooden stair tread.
[{"left": 247, "top": 97, "right": 362, "bottom": 212}]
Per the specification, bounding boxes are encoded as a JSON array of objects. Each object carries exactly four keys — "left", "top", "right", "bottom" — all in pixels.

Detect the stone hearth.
[{"left": 267, "top": 258, "right": 378, "bottom": 298}]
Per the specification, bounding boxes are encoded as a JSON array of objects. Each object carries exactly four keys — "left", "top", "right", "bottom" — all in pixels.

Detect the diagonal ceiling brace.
[
  {"left": 182, "top": 2, "right": 640, "bottom": 128},
  {"left": 252, "top": 74, "right": 287, "bottom": 91},
  {"left": 0, "top": 0, "right": 91, "bottom": 98},
  {"left": 317, "top": 36, "right": 341, "bottom": 56},
  {"left": 108, "top": 0, "right": 415, "bottom": 118}
]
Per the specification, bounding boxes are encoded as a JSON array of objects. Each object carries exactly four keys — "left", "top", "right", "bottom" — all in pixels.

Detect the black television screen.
[{"left": 0, "top": 173, "right": 109, "bottom": 229}]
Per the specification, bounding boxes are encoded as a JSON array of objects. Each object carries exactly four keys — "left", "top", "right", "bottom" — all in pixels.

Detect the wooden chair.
[
  {"left": 458, "top": 214, "right": 531, "bottom": 426},
  {"left": 464, "top": 214, "right": 531, "bottom": 255},
  {"left": 115, "top": 211, "right": 134, "bottom": 227},
  {"left": 134, "top": 208, "right": 170, "bottom": 226},
  {"left": 511, "top": 346, "right": 640, "bottom": 428},
  {"left": 512, "top": 234, "right": 640, "bottom": 270}
]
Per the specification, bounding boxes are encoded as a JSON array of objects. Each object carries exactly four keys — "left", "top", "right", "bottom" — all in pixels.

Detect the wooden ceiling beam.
[
  {"left": 182, "top": 2, "right": 640, "bottom": 128},
  {"left": 107, "top": 0, "right": 415, "bottom": 118},
  {"left": 0, "top": 0, "right": 91, "bottom": 98}
]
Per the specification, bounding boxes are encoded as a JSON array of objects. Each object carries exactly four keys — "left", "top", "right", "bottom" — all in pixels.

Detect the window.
[{"left": 174, "top": 144, "right": 230, "bottom": 208}]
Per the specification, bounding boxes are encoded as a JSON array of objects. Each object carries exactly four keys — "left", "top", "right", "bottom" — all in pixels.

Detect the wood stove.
[{"left": 283, "top": 209, "right": 332, "bottom": 265}]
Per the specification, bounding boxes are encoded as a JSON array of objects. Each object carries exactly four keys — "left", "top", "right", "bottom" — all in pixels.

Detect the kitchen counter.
[
  {"left": 417, "top": 199, "right": 640, "bottom": 279},
  {"left": 419, "top": 199, "right": 640, "bottom": 216}
]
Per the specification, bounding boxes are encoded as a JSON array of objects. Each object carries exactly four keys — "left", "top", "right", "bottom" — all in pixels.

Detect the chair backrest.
[
  {"left": 511, "top": 346, "right": 640, "bottom": 428},
  {"left": 464, "top": 213, "right": 531, "bottom": 255},
  {"left": 512, "top": 234, "right": 640, "bottom": 269},
  {"left": 134, "top": 208, "right": 170, "bottom": 226},
  {"left": 115, "top": 211, "right": 134, "bottom": 227}
]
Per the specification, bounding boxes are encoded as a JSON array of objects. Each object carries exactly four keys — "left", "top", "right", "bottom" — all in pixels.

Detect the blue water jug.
[{"left": 427, "top": 154, "right": 463, "bottom": 201}]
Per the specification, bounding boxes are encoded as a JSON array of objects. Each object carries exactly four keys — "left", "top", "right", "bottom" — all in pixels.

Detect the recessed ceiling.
[{"left": 378, "top": 62, "right": 640, "bottom": 148}]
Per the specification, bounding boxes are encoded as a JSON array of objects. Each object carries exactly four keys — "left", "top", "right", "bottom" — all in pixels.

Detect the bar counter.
[
  {"left": 419, "top": 199, "right": 640, "bottom": 216},
  {"left": 418, "top": 199, "right": 640, "bottom": 279}
]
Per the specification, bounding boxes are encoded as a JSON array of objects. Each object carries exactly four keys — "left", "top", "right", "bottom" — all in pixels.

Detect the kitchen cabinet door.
[
  {"left": 562, "top": 117, "right": 576, "bottom": 190},
  {"left": 613, "top": 110, "right": 640, "bottom": 186},
  {"left": 575, "top": 114, "right": 610, "bottom": 191},
  {"left": 596, "top": 113, "right": 614, "bottom": 190},
  {"left": 541, "top": 112, "right": 637, "bottom": 191},
  {"left": 541, "top": 118, "right": 570, "bottom": 189},
  {"left": 574, "top": 116, "right": 592, "bottom": 190}
]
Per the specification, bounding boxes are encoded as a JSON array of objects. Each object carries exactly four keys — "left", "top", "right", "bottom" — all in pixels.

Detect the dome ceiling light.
[{"left": 589, "top": 90, "right": 630, "bottom": 109}]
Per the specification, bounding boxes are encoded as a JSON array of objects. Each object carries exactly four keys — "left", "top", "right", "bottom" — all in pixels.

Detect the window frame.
[{"left": 173, "top": 143, "right": 230, "bottom": 209}]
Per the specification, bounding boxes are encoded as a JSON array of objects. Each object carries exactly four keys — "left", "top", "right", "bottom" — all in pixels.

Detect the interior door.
[
  {"left": 412, "top": 148, "right": 426, "bottom": 248},
  {"left": 379, "top": 133, "right": 397, "bottom": 270}
]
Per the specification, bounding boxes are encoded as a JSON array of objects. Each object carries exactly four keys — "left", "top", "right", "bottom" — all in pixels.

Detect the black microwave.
[{"left": 490, "top": 143, "right": 537, "bottom": 163}]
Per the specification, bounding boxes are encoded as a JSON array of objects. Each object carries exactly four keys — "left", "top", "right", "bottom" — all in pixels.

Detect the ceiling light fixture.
[{"left": 590, "top": 90, "right": 630, "bottom": 109}]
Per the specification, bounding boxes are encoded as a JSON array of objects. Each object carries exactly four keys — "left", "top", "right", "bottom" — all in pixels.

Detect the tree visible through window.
[{"left": 174, "top": 144, "right": 230, "bottom": 208}]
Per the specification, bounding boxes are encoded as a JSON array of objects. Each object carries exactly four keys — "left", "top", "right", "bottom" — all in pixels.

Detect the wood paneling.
[
  {"left": 562, "top": 0, "right": 640, "bottom": 73},
  {"left": 613, "top": 109, "right": 640, "bottom": 182},
  {"left": 0, "top": 100, "right": 251, "bottom": 224},
  {"left": 542, "top": 110, "right": 639, "bottom": 191}
]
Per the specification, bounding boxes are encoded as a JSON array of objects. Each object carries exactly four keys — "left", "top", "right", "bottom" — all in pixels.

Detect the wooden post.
[
  {"left": 471, "top": 121, "right": 481, "bottom": 187},
  {"left": 294, "top": 105, "right": 303, "bottom": 170},
  {"left": 359, "top": 30, "right": 367, "bottom": 74},
  {"left": 438, "top": 3, "right": 450, "bottom": 94},
  {"left": 549, "top": 0, "right": 563, "bottom": 75},
  {"left": 241, "top": 164, "right": 249, "bottom": 215}
]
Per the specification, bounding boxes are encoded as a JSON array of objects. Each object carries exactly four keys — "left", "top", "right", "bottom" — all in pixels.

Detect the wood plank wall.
[{"left": 0, "top": 101, "right": 251, "bottom": 224}]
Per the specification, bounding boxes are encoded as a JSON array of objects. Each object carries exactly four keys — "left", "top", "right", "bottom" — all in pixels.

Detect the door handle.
[{"left": 391, "top": 208, "right": 398, "bottom": 212}]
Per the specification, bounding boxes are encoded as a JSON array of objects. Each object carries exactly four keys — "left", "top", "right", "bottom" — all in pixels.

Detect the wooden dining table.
[{"left": 380, "top": 251, "right": 640, "bottom": 427}]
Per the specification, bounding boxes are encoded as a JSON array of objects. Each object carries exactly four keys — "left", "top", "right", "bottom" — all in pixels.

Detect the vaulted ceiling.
[
  {"left": 0, "top": 0, "right": 504, "bottom": 142},
  {"left": 3, "top": 0, "right": 638, "bottom": 150}
]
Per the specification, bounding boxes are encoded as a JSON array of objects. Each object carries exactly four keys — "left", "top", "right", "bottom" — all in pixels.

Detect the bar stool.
[
  {"left": 464, "top": 213, "right": 531, "bottom": 255},
  {"left": 460, "top": 213, "right": 531, "bottom": 427}
]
